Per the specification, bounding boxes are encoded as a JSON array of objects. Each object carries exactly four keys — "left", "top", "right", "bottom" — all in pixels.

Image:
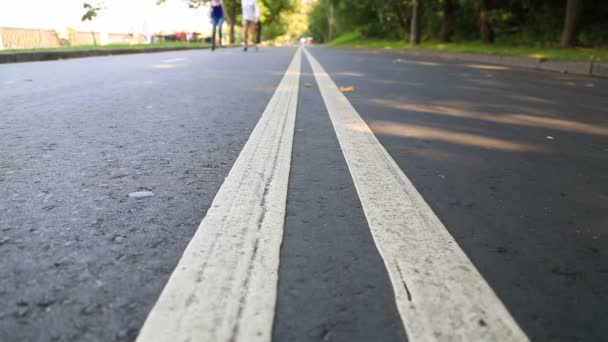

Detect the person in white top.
[{"left": 241, "top": 0, "right": 260, "bottom": 51}]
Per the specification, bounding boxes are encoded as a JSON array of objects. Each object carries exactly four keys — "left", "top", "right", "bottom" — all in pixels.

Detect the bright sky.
[{"left": 0, "top": 0, "right": 212, "bottom": 33}]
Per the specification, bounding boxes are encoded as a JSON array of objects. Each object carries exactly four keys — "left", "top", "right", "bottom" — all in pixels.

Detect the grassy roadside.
[
  {"left": 329, "top": 32, "right": 608, "bottom": 62},
  {"left": 0, "top": 42, "right": 209, "bottom": 54}
]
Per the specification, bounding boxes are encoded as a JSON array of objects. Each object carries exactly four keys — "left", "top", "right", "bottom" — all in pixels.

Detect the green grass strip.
[{"left": 329, "top": 32, "right": 608, "bottom": 62}]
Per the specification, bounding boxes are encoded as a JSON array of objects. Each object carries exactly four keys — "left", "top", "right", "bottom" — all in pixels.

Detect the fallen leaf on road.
[
  {"left": 339, "top": 85, "right": 355, "bottom": 93},
  {"left": 304, "top": 83, "right": 312, "bottom": 88}
]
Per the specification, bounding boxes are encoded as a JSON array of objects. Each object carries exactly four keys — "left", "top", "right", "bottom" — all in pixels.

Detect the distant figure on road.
[
  {"left": 241, "top": 0, "right": 260, "bottom": 52},
  {"left": 209, "top": 0, "right": 226, "bottom": 51}
]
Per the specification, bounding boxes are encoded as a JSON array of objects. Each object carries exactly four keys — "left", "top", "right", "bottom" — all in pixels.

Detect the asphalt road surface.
[{"left": 1, "top": 46, "right": 606, "bottom": 342}]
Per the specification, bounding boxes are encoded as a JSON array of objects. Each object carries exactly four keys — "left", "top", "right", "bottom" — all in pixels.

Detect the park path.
[{"left": 1, "top": 46, "right": 607, "bottom": 341}]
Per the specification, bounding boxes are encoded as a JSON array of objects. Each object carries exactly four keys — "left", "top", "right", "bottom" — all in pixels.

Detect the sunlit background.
[{"left": 0, "top": 0, "right": 212, "bottom": 34}]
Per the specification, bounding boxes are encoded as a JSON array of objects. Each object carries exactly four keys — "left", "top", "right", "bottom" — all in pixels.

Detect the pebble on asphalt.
[
  {"left": 16, "top": 306, "right": 29, "bottom": 318},
  {"left": 128, "top": 191, "right": 155, "bottom": 198}
]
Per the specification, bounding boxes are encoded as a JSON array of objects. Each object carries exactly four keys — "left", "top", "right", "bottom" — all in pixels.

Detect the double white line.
[
  {"left": 137, "top": 47, "right": 528, "bottom": 342},
  {"left": 137, "top": 48, "right": 301, "bottom": 342}
]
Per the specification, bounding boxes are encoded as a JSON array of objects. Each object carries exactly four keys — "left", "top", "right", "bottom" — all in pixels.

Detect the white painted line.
[
  {"left": 137, "top": 47, "right": 301, "bottom": 342},
  {"left": 304, "top": 48, "right": 529, "bottom": 342}
]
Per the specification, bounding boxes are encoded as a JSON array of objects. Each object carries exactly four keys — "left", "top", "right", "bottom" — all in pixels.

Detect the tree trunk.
[
  {"left": 561, "top": 0, "right": 584, "bottom": 47},
  {"left": 410, "top": 0, "right": 420, "bottom": 45},
  {"left": 440, "top": 0, "right": 454, "bottom": 43},
  {"left": 230, "top": 21, "right": 235, "bottom": 44},
  {"left": 479, "top": 0, "right": 494, "bottom": 43},
  {"left": 228, "top": 3, "right": 237, "bottom": 44},
  {"left": 91, "top": 31, "right": 97, "bottom": 45},
  {"left": 328, "top": 2, "right": 335, "bottom": 42},
  {"left": 377, "top": 7, "right": 384, "bottom": 25}
]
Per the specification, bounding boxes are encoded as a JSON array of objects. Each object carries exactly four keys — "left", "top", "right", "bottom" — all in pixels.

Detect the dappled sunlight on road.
[
  {"left": 393, "top": 145, "right": 484, "bottom": 164},
  {"left": 367, "top": 79, "right": 400, "bottom": 85},
  {"left": 333, "top": 71, "right": 366, "bottom": 77},
  {"left": 392, "top": 58, "right": 442, "bottom": 67},
  {"left": 449, "top": 72, "right": 474, "bottom": 78},
  {"left": 302, "top": 46, "right": 608, "bottom": 342},
  {"left": 452, "top": 85, "right": 490, "bottom": 92},
  {"left": 464, "top": 77, "right": 506, "bottom": 87},
  {"left": 162, "top": 58, "right": 187, "bottom": 63},
  {"left": 354, "top": 120, "right": 547, "bottom": 152},
  {"left": 151, "top": 57, "right": 190, "bottom": 70},
  {"left": 371, "top": 98, "right": 608, "bottom": 136},
  {"left": 369, "top": 79, "right": 424, "bottom": 87},
  {"left": 465, "top": 64, "right": 511, "bottom": 71},
  {"left": 507, "top": 95, "right": 557, "bottom": 105},
  {"left": 152, "top": 63, "right": 178, "bottom": 69},
  {"left": 576, "top": 191, "right": 608, "bottom": 210},
  {"left": 125, "top": 80, "right": 159, "bottom": 87}
]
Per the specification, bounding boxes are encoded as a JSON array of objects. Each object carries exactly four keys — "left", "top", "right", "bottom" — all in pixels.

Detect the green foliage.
[
  {"left": 307, "top": 0, "right": 608, "bottom": 47},
  {"left": 257, "top": 0, "right": 294, "bottom": 39},
  {"left": 81, "top": 2, "right": 103, "bottom": 22},
  {"left": 307, "top": 0, "right": 329, "bottom": 42},
  {"left": 327, "top": 31, "right": 362, "bottom": 46},
  {"left": 260, "top": 0, "right": 293, "bottom": 25},
  {"left": 282, "top": 0, "right": 310, "bottom": 40},
  {"left": 156, "top": 0, "right": 298, "bottom": 40}
]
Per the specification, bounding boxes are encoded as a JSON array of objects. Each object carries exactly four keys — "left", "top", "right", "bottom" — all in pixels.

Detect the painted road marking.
[
  {"left": 304, "top": 48, "right": 529, "bottom": 342},
  {"left": 137, "top": 47, "right": 301, "bottom": 342}
]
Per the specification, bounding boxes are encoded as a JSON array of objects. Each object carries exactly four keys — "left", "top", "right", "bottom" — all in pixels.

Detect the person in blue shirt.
[{"left": 209, "top": 0, "right": 227, "bottom": 51}]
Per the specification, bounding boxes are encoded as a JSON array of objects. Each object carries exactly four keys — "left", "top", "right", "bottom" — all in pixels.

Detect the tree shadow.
[{"left": 310, "top": 46, "right": 608, "bottom": 341}]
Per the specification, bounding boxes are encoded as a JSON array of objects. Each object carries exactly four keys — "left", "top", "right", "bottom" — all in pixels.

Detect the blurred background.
[
  {"left": 0, "top": 0, "right": 606, "bottom": 60},
  {"left": 0, "top": 0, "right": 308, "bottom": 49}
]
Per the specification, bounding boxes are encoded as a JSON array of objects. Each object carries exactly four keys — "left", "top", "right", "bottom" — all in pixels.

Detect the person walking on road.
[
  {"left": 256, "top": 20, "right": 262, "bottom": 46},
  {"left": 241, "top": 0, "right": 260, "bottom": 52},
  {"left": 209, "top": 0, "right": 226, "bottom": 51}
]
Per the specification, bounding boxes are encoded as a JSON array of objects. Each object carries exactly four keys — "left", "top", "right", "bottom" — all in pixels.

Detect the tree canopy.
[
  {"left": 306, "top": 0, "right": 608, "bottom": 47},
  {"left": 156, "top": 0, "right": 306, "bottom": 42}
]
